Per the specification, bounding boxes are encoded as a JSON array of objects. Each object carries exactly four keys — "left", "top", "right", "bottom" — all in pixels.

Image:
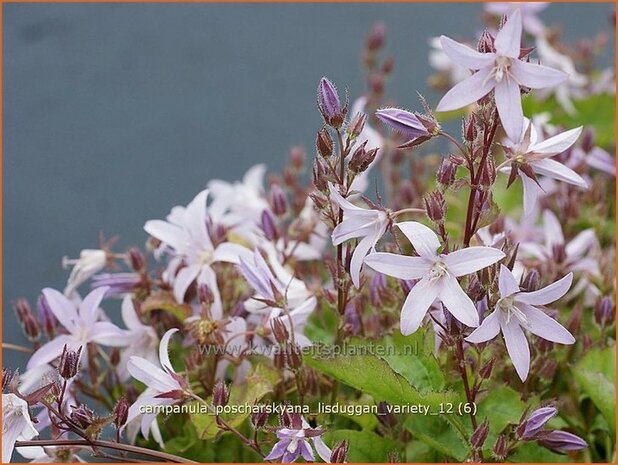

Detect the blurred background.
[{"left": 3, "top": 2, "right": 615, "bottom": 370}]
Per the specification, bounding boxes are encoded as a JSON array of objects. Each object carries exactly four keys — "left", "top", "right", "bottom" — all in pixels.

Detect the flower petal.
[
  {"left": 516, "top": 273, "right": 573, "bottom": 305},
  {"left": 498, "top": 264, "right": 521, "bottom": 297},
  {"left": 400, "top": 278, "right": 439, "bottom": 335},
  {"left": 184, "top": 189, "right": 212, "bottom": 250},
  {"left": 41, "top": 288, "right": 79, "bottom": 333},
  {"left": 436, "top": 67, "right": 494, "bottom": 112},
  {"left": 541, "top": 210, "right": 564, "bottom": 249},
  {"left": 79, "top": 286, "right": 108, "bottom": 329},
  {"left": 510, "top": 60, "right": 568, "bottom": 89},
  {"left": 350, "top": 235, "right": 374, "bottom": 288},
  {"left": 518, "top": 303, "right": 575, "bottom": 344},
  {"left": 438, "top": 276, "right": 480, "bottom": 327},
  {"left": 566, "top": 229, "right": 597, "bottom": 259},
  {"left": 531, "top": 158, "right": 588, "bottom": 188},
  {"left": 439, "top": 36, "right": 496, "bottom": 70},
  {"left": 144, "top": 220, "right": 186, "bottom": 252},
  {"left": 312, "top": 436, "right": 332, "bottom": 463},
  {"left": 26, "top": 335, "right": 79, "bottom": 370},
  {"left": 501, "top": 318, "right": 530, "bottom": 381},
  {"left": 364, "top": 252, "right": 431, "bottom": 280},
  {"left": 520, "top": 172, "right": 540, "bottom": 217},
  {"left": 466, "top": 310, "right": 502, "bottom": 343},
  {"left": 529, "top": 126, "right": 582, "bottom": 156},
  {"left": 159, "top": 328, "right": 179, "bottom": 374},
  {"left": 443, "top": 246, "right": 505, "bottom": 277},
  {"left": 495, "top": 9, "right": 523, "bottom": 58},
  {"left": 213, "top": 242, "right": 252, "bottom": 264},
  {"left": 173, "top": 264, "right": 201, "bottom": 303},
  {"left": 396, "top": 221, "right": 441, "bottom": 259},
  {"left": 494, "top": 80, "right": 523, "bottom": 142},
  {"left": 127, "top": 356, "right": 179, "bottom": 392}
]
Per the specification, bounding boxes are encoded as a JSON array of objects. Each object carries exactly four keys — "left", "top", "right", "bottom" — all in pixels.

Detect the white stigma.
[
  {"left": 498, "top": 296, "right": 528, "bottom": 326},
  {"left": 428, "top": 261, "right": 448, "bottom": 281}
]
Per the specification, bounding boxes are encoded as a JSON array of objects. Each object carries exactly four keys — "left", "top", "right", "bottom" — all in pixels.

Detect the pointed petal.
[
  {"left": 92, "top": 322, "right": 133, "bottom": 346},
  {"left": 364, "top": 252, "right": 431, "bottom": 280},
  {"left": 312, "top": 436, "right": 332, "bottom": 463},
  {"left": 443, "top": 246, "right": 505, "bottom": 277},
  {"left": 197, "top": 266, "right": 224, "bottom": 320},
  {"left": 159, "top": 328, "right": 179, "bottom": 374},
  {"left": 542, "top": 210, "right": 564, "bottom": 248},
  {"left": 265, "top": 439, "right": 289, "bottom": 461},
  {"left": 122, "top": 295, "right": 144, "bottom": 330},
  {"left": 172, "top": 264, "right": 201, "bottom": 303},
  {"left": 517, "top": 273, "right": 573, "bottom": 305},
  {"left": 466, "top": 310, "right": 502, "bottom": 343},
  {"left": 495, "top": 9, "right": 523, "bottom": 58},
  {"left": 127, "top": 357, "right": 179, "bottom": 392},
  {"left": 520, "top": 173, "right": 540, "bottom": 217},
  {"left": 184, "top": 190, "right": 212, "bottom": 250},
  {"left": 495, "top": 80, "right": 523, "bottom": 142},
  {"left": 501, "top": 318, "right": 530, "bottom": 381},
  {"left": 566, "top": 229, "right": 597, "bottom": 259},
  {"left": 400, "top": 278, "right": 439, "bottom": 335},
  {"left": 510, "top": 60, "right": 568, "bottom": 89},
  {"left": 79, "top": 286, "right": 108, "bottom": 329},
  {"left": 144, "top": 220, "right": 186, "bottom": 252},
  {"left": 328, "top": 183, "right": 366, "bottom": 212},
  {"left": 332, "top": 217, "right": 376, "bottom": 245},
  {"left": 350, "top": 235, "right": 374, "bottom": 288},
  {"left": 440, "top": 36, "right": 496, "bottom": 69},
  {"left": 438, "top": 276, "right": 480, "bottom": 327},
  {"left": 213, "top": 242, "right": 252, "bottom": 264},
  {"left": 26, "top": 335, "right": 79, "bottom": 370},
  {"left": 41, "top": 288, "right": 79, "bottom": 333},
  {"left": 499, "top": 264, "right": 521, "bottom": 297},
  {"left": 396, "top": 221, "right": 441, "bottom": 258},
  {"left": 519, "top": 303, "right": 575, "bottom": 344},
  {"left": 531, "top": 158, "right": 588, "bottom": 188},
  {"left": 436, "top": 67, "right": 494, "bottom": 112},
  {"left": 529, "top": 126, "right": 582, "bottom": 156}
]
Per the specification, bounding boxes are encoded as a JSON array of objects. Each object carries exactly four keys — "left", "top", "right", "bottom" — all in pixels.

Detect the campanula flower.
[
  {"left": 265, "top": 415, "right": 331, "bottom": 463},
  {"left": 2, "top": 394, "right": 38, "bottom": 463}
]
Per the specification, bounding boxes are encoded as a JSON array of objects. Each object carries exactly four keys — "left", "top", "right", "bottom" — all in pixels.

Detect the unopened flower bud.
[
  {"left": 58, "top": 345, "right": 82, "bottom": 380},
  {"left": 518, "top": 406, "right": 557, "bottom": 439},
  {"left": 594, "top": 297, "right": 614, "bottom": 327},
  {"left": 286, "top": 344, "right": 303, "bottom": 369},
  {"left": 273, "top": 349, "right": 286, "bottom": 370},
  {"left": 369, "top": 72, "right": 384, "bottom": 95},
  {"left": 212, "top": 381, "right": 229, "bottom": 408},
  {"left": 539, "top": 358, "right": 558, "bottom": 380},
  {"left": 251, "top": 410, "right": 269, "bottom": 429},
  {"left": 538, "top": 430, "right": 587, "bottom": 453},
  {"left": 198, "top": 283, "right": 215, "bottom": 307},
  {"left": 377, "top": 402, "right": 398, "bottom": 428},
  {"left": 22, "top": 313, "right": 41, "bottom": 342},
  {"left": 522, "top": 269, "right": 540, "bottom": 292},
  {"left": 316, "top": 128, "right": 334, "bottom": 159},
  {"left": 70, "top": 405, "right": 95, "bottom": 429},
  {"left": 113, "top": 397, "right": 130, "bottom": 429},
  {"left": 347, "top": 112, "right": 367, "bottom": 140},
  {"left": 366, "top": 22, "right": 386, "bottom": 51},
  {"left": 479, "top": 358, "right": 494, "bottom": 379},
  {"left": 330, "top": 440, "right": 350, "bottom": 463},
  {"left": 38, "top": 294, "right": 57, "bottom": 338},
  {"left": 312, "top": 159, "right": 329, "bottom": 192},
  {"left": 463, "top": 114, "right": 477, "bottom": 142},
  {"left": 261, "top": 209, "right": 279, "bottom": 241},
  {"left": 437, "top": 157, "right": 457, "bottom": 186},
  {"left": 318, "top": 77, "right": 345, "bottom": 128},
  {"left": 566, "top": 304, "right": 583, "bottom": 335},
  {"left": 424, "top": 191, "right": 446, "bottom": 223},
  {"left": 128, "top": 247, "right": 146, "bottom": 271},
  {"left": 471, "top": 419, "right": 490, "bottom": 449},
  {"left": 3, "top": 368, "right": 12, "bottom": 392},
  {"left": 376, "top": 107, "right": 430, "bottom": 142},
  {"left": 109, "top": 348, "right": 121, "bottom": 367},
  {"left": 493, "top": 434, "right": 508, "bottom": 461},
  {"left": 581, "top": 127, "right": 595, "bottom": 153},
  {"left": 270, "top": 318, "right": 289, "bottom": 344},
  {"left": 269, "top": 184, "right": 288, "bottom": 216},
  {"left": 382, "top": 56, "right": 395, "bottom": 74},
  {"left": 478, "top": 29, "right": 495, "bottom": 53}
]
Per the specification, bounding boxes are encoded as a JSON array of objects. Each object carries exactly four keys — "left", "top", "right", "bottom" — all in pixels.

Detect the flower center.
[
  {"left": 497, "top": 296, "right": 528, "bottom": 325},
  {"left": 198, "top": 249, "right": 214, "bottom": 265},
  {"left": 428, "top": 261, "right": 448, "bottom": 281},
  {"left": 492, "top": 56, "right": 512, "bottom": 83}
]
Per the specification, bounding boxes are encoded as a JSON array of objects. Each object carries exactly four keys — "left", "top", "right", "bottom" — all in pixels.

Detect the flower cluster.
[{"left": 3, "top": 5, "right": 614, "bottom": 464}]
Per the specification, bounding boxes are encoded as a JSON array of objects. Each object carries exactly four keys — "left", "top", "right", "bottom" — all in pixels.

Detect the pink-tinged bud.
[
  {"left": 127, "top": 247, "right": 146, "bottom": 271},
  {"left": 212, "top": 381, "right": 229, "bottom": 407},
  {"left": 566, "top": 304, "right": 583, "bottom": 335},
  {"left": 369, "top": 72, "right": 385, "bottom": 95},
  {"left": 330, "top": 440, "right": 349, "bottom": 463},
  {"left": 286, "top": 343, "right": 303, "bottom": 369},
  {"left": 269, "top": 184, "right": 288, "bottom": 216},
  {"left": 467, "top": 275, "right": 485, "bottom": 302},
  {"left": 348, "top": 142, "right": 378, "bottom": 174},
  {"left": 70, "top": 405, "right": 95, "bottom": 429},
  {"left": 318, "top": 77, "right": 345, "bottom": 128},
  {"left": 370, "top": 273, "right": 387, "bottom": 306},
  {"left": 347, "top": 112, "right": 367, "bottom": 139},
  {"left": 581, "top": 127, "right": 595, "bottom": 153},
  {"left": 382, "top": 56, "right": 395, "bottom": 74},
  {"left": 289, "top": 146, "right": 305, "bottom": 169},
  {"left": 522, "top": 269, "right": 540, "bottom": 292},
  {"left": 109, "top": 348, "right": 121, "bottom": 367},
  {"left": 344, "top": 301, "right": 362, "bottom": 336},
  {"left": 424, "top": 191, "right": 446, "bottom": 223},
  {"left": 463, "top": 114, "right": 477, "bottom": 142},
  {"left": 58, "top": 345, "right": 82, "bottom": 380},
  {"left": 377, "top": 402, "right": 397, "bottom": 428},
  {"left": 594, "top": 296, "right": 614, "bottom": 327},
  {"left": 538, "top": 430, "right": 587, "bottom": 453},
  {"left": 518, "top": 406, "right": 557, "bottom": 439},
  {"left": 479, "top": 358, "right": 494, "bottom": 379},
  {"left": 471, "top": 419, "right": 490, "bottom": 449},
  {"left": 376, "top": 107, "right": 430, "bottom": 142},
  {"left": 273, "top": 349, "right": 286, "bottom": 370},
  {"left": 493, "top": 434, "right": 508, "bottom": 461},
  {"left": 251, "top": 410, "right": 269, "bottom": 429},
  {"left": 3, "top": 368, "right": 12, "bottom": 392},
  {"left": 551, "top": 243, "right": 567, "bottom": 264},
  {"left": 261, "top": 209, "right": 279, "bottom": 241},
  {"left": 437, "top": 157, "right": 458, "bottom": 186},
  {"left": 14, "top": 299, "right": 40, "bottom": 341},
  {"left": 478, "top": 29, "right": 495, "bottom": 53},
  {"left": 366, "top": 22, "right": 386, "bottom": 51},
  {"left": 312, "top": 159, "right": 329, "bottom": 192},
  {"left": 539, "top": 358, "right": 558, "bottom": 380},
  {"left": 316, "top": 127, "right": 334, "bottom": 159},
  {"left": 270, "top": 317, "right": 289, "bottom": 344},
  {"left": 38, "top": 294, "right": 58, "bottom": 338},
  {"left": 113, "top": 397, "right": 130, "bottom": 429}
]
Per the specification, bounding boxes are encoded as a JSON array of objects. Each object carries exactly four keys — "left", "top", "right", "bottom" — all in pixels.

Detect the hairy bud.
[
  {"left": 471, "top": 419, "right": 490, "bottom": 449},
  {"left": 127, "top": 247, "right": 146, "bottom": 271},
  {"left": 522, "top": 269, "right": 540, "bottom": 292},
  {"left": 479, "top": 358, "right": 494, "bottom": 379},
  {"left": 58, "top": 345, "right": 82, "bottom": 380},
  {"left": 316, "top": 128, "right": 334, "bottom": 159},
  {"left": 113, "top": 397, "right": 130, "bottom": 429},
  {"left": 366, "top": 22, "right": 386, "bottom": 51},
  {"left": 493, "top": 434, "right": 508, "bottom": 461},
  {"left": 594, "top": 296, "right": 614, "bottom": 327},
  {"left": 424, "top": 191, "right": 446, "bottom": 223},
  {"left": 212, "top": 381, "right": 230, "bottom": 408},
  {"left": 317, "top": 77, "right": 345, "bottom": 128},
  {"left": 330, "top": 440, "right": 350, "bottom": 463},
  {"left": 251, "top": 410, "right": 269, "bottom": 429},
  {"left": 347, "top": 112, "right": 367, "bottom": 139},
  {"left": 270, "top": 318, "right": 289, "bottom": 344},
  {"left": 437, "top": 157, "right": 458, "bottom": 186}
]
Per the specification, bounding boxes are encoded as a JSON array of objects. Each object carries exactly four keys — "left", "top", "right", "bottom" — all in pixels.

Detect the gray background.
[{"left": 3, "top": 3, "right": 615, "bottom": 370}]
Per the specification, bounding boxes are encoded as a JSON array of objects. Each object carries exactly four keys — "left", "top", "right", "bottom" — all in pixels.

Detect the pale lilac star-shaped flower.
[
  {"left": 500, "top": 118, "right": 587, "bottom": 216},
  {"left": 62, "top": 249, "right": 107, "bottom": 298},
  {"left": 329, "top": 183, "right": 390, "bottom": 288},
  {"left": 466, "top": 265, "right": 575, "bottom": 381},
  {"left": 27, "top": 287, "right": 130, "bottom": 370},
  {"left": 265, "top": 415, "right": 331, "bottom": 463},
  {"left": 364, "top": 221, "right": 505, "bottom": 334},
  {"left": 2, "top": 393, "right": 39, "bottom": 463},
  {"left": 125, "top": 328, "right": 186, "bottom": 447},
  {"left": 144, "top": 189, "right": 252, "bottom": 316},
  {"left": 436, "top": 9, "right": 567, "bottom": 141}
]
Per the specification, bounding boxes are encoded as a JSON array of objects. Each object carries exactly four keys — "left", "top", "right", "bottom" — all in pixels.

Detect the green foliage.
[{"left": 324, "top": 430, "right": 399, "bottom": 462}]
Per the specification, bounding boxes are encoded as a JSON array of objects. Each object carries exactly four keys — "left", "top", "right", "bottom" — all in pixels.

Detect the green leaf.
[
  {"left": 190, "top": 364, "right": 280, "bottom": 439},
  {"left": 573, "top": 367, "right": 616, "bottom": 435},
  {"left": 405, "top": 414, "right": 469, "bottom": 461},
  {"left": 141, "top": 290, "right": 192, "bottom": 321},
  {"left": 509, "top": 441, "right": 569, "bottom": 463},
  {"left": 577, "top": 346, "right": 616, "bottom": 383},
  {"left": 476, "top": 385, "right": 527, "bottom": 442},
  {"left": 324, "top": 430, "right": 399, "bottom": 462}
]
